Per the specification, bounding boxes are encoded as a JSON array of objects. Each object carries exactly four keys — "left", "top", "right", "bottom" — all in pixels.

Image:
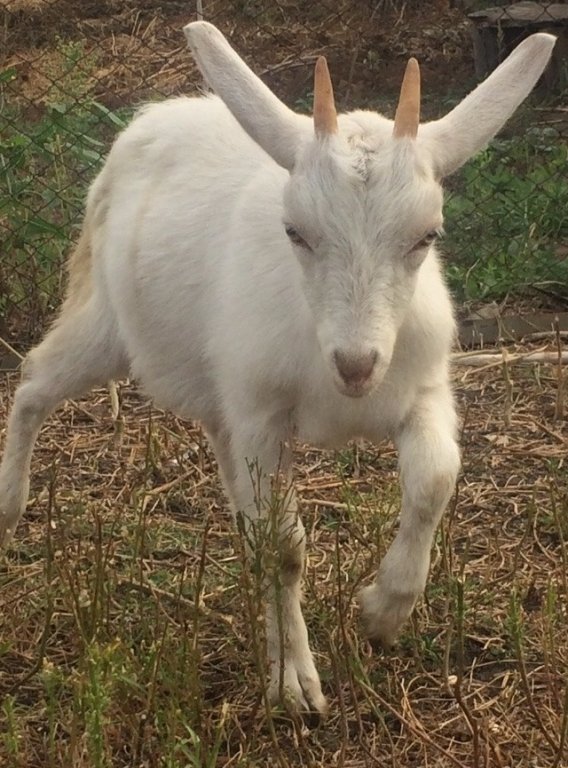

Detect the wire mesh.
[{"left": 0, "top": 0, "right": 566, "bottom": 344}]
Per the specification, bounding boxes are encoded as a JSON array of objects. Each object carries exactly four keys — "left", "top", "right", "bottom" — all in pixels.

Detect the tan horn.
[
  {"left": 313, "top": 56, "right": 338, "bottom": 137},
  {"left": 393, "top": 57, "right": 420, "bottom": 139}
]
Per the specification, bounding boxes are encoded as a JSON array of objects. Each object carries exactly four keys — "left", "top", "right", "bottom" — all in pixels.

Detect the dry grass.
[{"left": 0, "top": 348, "right": 566, "bottom": 767}]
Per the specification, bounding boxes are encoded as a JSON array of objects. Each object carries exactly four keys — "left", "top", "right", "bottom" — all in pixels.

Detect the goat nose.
[{"left": 333, "top": 349, "right": 378, "bottom": 386}]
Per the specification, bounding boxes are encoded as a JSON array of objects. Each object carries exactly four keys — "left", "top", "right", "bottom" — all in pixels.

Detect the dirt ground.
[{"left": 1, "top": 0, "right": 473, "bottom": 113}]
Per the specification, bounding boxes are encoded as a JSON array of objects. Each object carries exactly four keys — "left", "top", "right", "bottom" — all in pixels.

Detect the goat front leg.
[
  {"left": 223, "top": 413, "right": 327, "bottom": 716},
  {"left": 360, "top": 387, "right": 460, "bottom": 646}
]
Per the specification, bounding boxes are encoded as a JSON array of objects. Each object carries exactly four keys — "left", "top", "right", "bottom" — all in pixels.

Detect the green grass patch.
[
  {"left": 0, "top": 43, "right": 132, "bottom": 336},
  {"left": 445, "top": 128, "right": 568, "bottom": 302}
]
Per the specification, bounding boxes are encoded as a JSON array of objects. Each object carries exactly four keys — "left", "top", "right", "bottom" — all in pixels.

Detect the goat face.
[{"left": 283, "top": 133, "right": 443, "bottom": 398}]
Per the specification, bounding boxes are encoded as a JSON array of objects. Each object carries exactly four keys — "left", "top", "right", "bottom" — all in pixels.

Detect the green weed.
[
  {"left": 445, "top": 128, "right": 568, "bottom": 301},
  {"left": 0, "top": 41, "right": 130, "bottom": 337}
]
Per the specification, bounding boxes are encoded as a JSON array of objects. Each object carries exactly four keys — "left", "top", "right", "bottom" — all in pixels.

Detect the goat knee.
[{"left": 400, "top": 439, "right": 460, "bottom": 523}]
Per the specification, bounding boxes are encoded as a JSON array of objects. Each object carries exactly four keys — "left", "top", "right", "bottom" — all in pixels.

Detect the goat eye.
[
  {"left": 415, "top": 228, "right": 442, "bottom": 250},
  {"left": 285, "top": 225, "right": 310, "bottom": 250}
]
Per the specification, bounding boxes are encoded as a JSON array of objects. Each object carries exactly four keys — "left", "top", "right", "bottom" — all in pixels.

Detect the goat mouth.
[{"left": 334, "top": 378, "right": 375, "bottom": 399}]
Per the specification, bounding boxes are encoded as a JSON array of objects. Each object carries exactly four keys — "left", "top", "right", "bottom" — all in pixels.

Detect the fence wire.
[{"left": 0, "top": 0, "right": 567, "bottom": 343}]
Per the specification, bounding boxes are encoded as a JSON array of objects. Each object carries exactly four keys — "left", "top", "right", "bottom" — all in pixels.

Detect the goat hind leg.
[{"left": 0, "top": 301, "right": 126, "bottom": 546}]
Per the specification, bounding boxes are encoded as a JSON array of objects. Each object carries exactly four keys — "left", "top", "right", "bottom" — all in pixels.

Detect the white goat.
[{"left": 0, "top": 23, "right": 555, "bottom": 715}]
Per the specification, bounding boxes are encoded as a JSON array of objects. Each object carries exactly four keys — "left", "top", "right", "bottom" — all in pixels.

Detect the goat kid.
[{"left": 0, "top": 23, "right": 555, "bottom": 715}]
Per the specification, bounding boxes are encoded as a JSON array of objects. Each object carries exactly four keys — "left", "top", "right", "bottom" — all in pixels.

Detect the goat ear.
[
  {"left": 419, "top": 33, "right": 556, "bottom": 178},
  {"left": 184, "top": 21, "right": 307, "bottom": 171}
]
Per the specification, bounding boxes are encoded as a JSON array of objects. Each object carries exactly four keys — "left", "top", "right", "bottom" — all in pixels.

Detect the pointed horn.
[
  {"left": 393, "top": 57, "right": 420, "bottom": 139},
  {"left": 313, "top": 56, "right": 338, "bottom": 137}
]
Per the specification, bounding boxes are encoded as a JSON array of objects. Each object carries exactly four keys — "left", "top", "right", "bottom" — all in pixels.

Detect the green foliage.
[
  {"left": 0, "top": 40, "right": 130, "bottom": 333},
  {"left": 444, "top": 129, "right": 568, "bottom": 301},
  {"left": 1, "top": 696, "right": 23, "bottom": 765}
]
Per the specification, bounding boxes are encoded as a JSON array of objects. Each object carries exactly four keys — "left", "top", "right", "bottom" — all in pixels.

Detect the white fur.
[{"left": 0, "top": 24, "right": 555, "bottom": 715}]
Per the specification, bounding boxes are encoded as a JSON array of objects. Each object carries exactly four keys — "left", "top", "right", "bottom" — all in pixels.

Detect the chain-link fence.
[{"left": 1, "top": 0, "right": 567, "bottom": 344}]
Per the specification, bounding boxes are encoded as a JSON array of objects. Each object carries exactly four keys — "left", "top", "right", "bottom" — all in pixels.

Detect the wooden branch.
[{"left": 453, "top": 350, "right": 568, "bottom": 367}]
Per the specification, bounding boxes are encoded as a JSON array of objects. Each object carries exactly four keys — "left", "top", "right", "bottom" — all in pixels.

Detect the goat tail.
[{"left": 56, "top": 211, "right": 94, "bottom": 323}]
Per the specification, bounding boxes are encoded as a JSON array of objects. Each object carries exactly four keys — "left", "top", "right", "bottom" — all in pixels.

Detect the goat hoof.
[
  {"left": 358, "top": 582, "right": 417, "bottom": 648},
  {"left": 268, "top": 663, "right": 328, "bottom": 720},
  {"left": 0, "top": 510, "right": 20, "bottom": 549}
]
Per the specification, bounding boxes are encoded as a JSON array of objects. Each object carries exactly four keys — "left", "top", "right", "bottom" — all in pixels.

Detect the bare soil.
[{"left": 1, "top": 0, "right": 473, "bottom": 113}]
